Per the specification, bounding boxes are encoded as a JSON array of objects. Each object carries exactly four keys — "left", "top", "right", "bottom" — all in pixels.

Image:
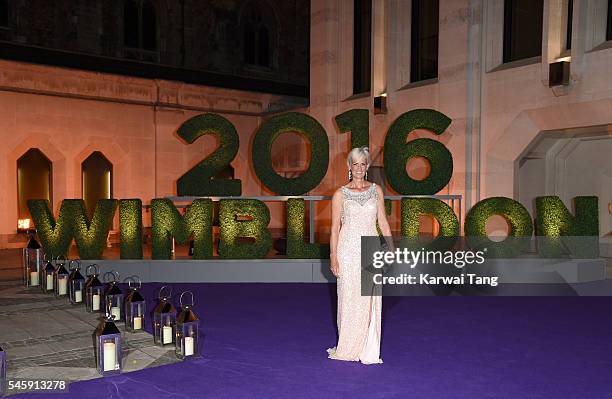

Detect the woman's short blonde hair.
[{"left": 347, "top": 146, "right": 371, "bottom": 169}]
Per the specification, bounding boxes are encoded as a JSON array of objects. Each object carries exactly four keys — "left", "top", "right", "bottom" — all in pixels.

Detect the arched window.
[
  {"left": 258, "top": 25, "right": 269, "bottom": 67},
  {"left": 242, "top": 2, "right": 276, "bottom": 68},
  {"left": 353, "top": 0, "right": 372, "bottom": 93},
  {"left": 82, "top": 152, "right": 113, "bottom": 219},
  {"left": 244, "top": 22, "right": 256, "bottom": 65},
  {"left": 17, "top": 149, "right": 53, "bottom": 229},
  {"left": 123, "top": 0, "right": 158, "bottom": 60},
  {"left": 142, "top": 1, "right": 157, "bottom": 51},
  {"left": 124, "top": 0, "right": 139, "bottom": 48},
  {"left": 0, "top": 0, "right": 9, "bottom": 27}
]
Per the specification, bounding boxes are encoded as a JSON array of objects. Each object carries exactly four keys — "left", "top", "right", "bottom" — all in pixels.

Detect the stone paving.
[{"left": 0, "top": 283, "right": 181, "bottom": 396}]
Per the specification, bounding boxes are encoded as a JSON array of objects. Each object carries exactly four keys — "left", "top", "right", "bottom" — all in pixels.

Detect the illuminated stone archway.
[
  {"left": 485, "top": 98, "right": 612, "bottom": 200},
  {"left": 82, "top": 151, "right": 113, "bottom": 219},
  {"left": 16, "top": 148, "right": 53, "bottom": 227}
]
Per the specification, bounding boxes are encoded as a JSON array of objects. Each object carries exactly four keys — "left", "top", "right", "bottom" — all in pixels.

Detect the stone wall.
[
  {"left": 0, "top": 58, "right": 307, "bottom": 247},
  {"left": 309, "top": 0, "right": 612, "bottom": 237}
]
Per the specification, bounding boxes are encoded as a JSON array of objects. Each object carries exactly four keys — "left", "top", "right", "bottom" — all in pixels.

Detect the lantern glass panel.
[
  {"left": 86, "top": 276, "right": 104, "bottom": 313},
  {"left": 176, "top": 319, "right": 200, "bottom": 359},
  {"left": 42, "top": 261, "right": 55, "bottom": 292},
  {"left": 153, "top": 299, "right": 176, "bottom": 346},
  {"left": 68, "top": 268, "right": 85, "bottom": 305},
  {"left": 54, "top": 262, "right": 69, "bottom": 298},
  {"left": 105, "top": 283, "right": 124, "bottom": 321},
  {"left": 175, "top": 292, "right": 200, "bottom": 360},
  {"left": 125, "top": 285, "right": 145, "bottom": 333},
  {"left": 94, "top": 317, "right": 122, "bottom": 376},
  {"left": 23, "top": 235, "right": 43, "bottom": 287}
]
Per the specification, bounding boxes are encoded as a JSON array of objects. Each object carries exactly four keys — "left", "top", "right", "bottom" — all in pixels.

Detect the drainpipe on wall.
[
  {"left": 154, "top": 80, "right": 159, "bottom": 198},
  {"left": 465, "top": 0, "right": 484, "bottom": 213}
]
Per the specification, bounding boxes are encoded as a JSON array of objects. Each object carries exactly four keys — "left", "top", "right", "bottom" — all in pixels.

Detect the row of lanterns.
[{"left": 21, "top": 234, "right": 201, "bottom": 376}]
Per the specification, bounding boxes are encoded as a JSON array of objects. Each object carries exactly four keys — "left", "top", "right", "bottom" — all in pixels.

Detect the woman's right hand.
[{"left": 330, "top": 255, "right": 340, "bottom": 278}]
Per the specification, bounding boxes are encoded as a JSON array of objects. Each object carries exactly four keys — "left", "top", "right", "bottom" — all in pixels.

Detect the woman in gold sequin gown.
[{"left": 327, "top": 147, "right": 393, "bottom": 365}]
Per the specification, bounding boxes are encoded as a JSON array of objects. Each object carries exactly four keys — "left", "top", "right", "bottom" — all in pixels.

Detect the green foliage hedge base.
[
  {"left": 464, "top": 197, "right": 533, "bottom": 258},
  {"left": 28, "top": 199, "right": 117, "bottom": 259},
  {"left": 151, "top": 199, "right": 213, "bottom": 260},
  {"left": 176, "top": 113, "right": 242, "bottom": 196},
  {"left": 286, "top": 198, "right": 330, "bottom": 259},
  {"left": 383, "top": 109, "right": 453, "bottom": 195},
  {"left": 119, "top": 199, "right": 143, "bottom": 259},
  {"left": 218, "top": 199, "right": 272, "bottom": 259},
  {"left": 535, "top": 196, "right": 599, "bottom": 258},
  {"left": 400, "top": 198, "right": 459, "bottom": 251},
  {"left": 252, "top": 112, "right": 329, "bottom": 195}
]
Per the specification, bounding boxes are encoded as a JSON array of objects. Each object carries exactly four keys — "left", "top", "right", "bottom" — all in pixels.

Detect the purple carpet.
[{"left": 15, "top": 283, "right": 612, "bottom": 399}]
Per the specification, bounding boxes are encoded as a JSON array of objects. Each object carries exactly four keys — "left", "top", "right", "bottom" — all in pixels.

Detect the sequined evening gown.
[{"left": 327, "top": 183, "right": 383, "bottom": 365}]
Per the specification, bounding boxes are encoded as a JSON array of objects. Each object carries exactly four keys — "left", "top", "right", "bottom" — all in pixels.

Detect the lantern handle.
[
  {"left": 43, "top": 253, "right": 54, "bottom": 263},
  {"left": 55, "top": 254, "right": 67, "bottom": 265},
  {"left": 69, "top": 259, "right": 81, "bottom": 271},
  {"left": 127, "top": 275, "right": 142, "bottom": 290},
  {"left": 103, "top": 270, "right": 119, "bottom": 283},
  {"left": 159, "top": 285, "right": 172, "bottom": 299},
  {"left": 180, "top": 291, "right": 194, "bottom": 308},
  {"left": 86, "top": 264, "right": 99, "bottom": 276}
]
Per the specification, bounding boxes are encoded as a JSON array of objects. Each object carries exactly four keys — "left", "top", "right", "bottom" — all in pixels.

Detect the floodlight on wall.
[
  {"left": 549, "top": 58, "right": 570, "bottom": 87},
  {"left": 374, "top": 93, "right": 387, "bottom": 114},
  {"left": 17, "top": 218, "right": 31, "bottom": 232}
]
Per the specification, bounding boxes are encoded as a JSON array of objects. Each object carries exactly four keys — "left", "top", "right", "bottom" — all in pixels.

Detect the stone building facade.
[
  {"left": 0, "top": 0, "right": 611, "bottom": 254},
  {"left": 310, "top": 0, "right": 612, "bottom": 252}
]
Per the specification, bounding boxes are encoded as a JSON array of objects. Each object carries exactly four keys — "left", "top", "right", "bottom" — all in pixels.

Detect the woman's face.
[{"left": 350, "top": 156, "right": 368, "bottom": 180}]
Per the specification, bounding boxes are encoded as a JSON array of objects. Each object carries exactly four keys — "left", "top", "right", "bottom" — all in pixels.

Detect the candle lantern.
[
  {"left": 68, "top": 259, "right": 85, "bottom": 305},
  {"left": 0, "top": 345, "right": 6, "bottom": 396},
  {"left": 94, "top": 304, "right": 122, "bottom": 375},
  {"left": 176, "top": 291, "right": 200, "bottom": 359},
  {"left": 103, "top": 271, "right": 123, "bottom": 321},
  {"left": 53, "top": 256, "right": 69, "bottom": 298},
  {"left": 84, "top": 264, "right": 97, "bottom": 289},
  {"left": 85, "top": 264, "right": 104, "bottom": 313},
  {"left": 124, "top": 276, "right": 145, "bottom": 333},
  {"left": 153, "top": 286, "right": 176, "bottom": 346},
  {"left": 22, "top": 232, "right": 44, "bottom": 287},
  {"left": 41, "top": 256, "right": 56, "bottom": 293}
]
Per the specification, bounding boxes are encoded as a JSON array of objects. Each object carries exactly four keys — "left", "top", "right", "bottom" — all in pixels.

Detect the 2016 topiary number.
[
  {"left": 335, "top": 109, "right": 369, "bottom": 149},
  {"left": 252, "top": 112, "right": 329, "bottom": 195},
  {"left": 384, "top": 109, "right": 452, "bottom": 195},
  {"left": 177, "top": 113, "right": 242, "bottom": 196}
]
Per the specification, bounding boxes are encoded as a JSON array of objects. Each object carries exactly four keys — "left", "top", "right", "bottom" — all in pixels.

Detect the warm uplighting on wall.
[{"left": 17, "top": 218, "right": 31, "bottom": 231}]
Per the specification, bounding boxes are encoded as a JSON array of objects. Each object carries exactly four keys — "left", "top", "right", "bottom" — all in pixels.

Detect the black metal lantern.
[
  {"left": 22, "top": 232, "right": 44, "bottom": 287},
  {"left": 153, "top": 286, "right": 176, "bottom": 346},
  {"left": 68, "top": 259, "right": 85, "bottom": 305},
  {"left": 53, "top": 256, "right": 69, "bottom": 298},
  {"left": 124, "top": 276, "right": 145, "bottom": 333},
  {"left": 84, "top": 264, "right": 97, "bottom": 289},
  {"left": 0, "top": 345, "right": 5, "bottom": 395},
  {"left": 176, "top": 291, "right": 200, "bottom": 359},
  {"left": 103, "top": 271, "right": 123, "bottom": 321},
  {"left": 85, "top": 264, "right": 104, "bottom": 313},
  {"left": 41, "top": 256, "right": 56, "bottom": 293},
  {"left": 94, "top": 303, "right": 122, "bottom": 375}
]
